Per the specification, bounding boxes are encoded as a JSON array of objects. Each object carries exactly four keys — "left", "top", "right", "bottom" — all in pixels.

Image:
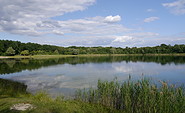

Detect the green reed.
[{"left": 75, "top": 78, "right": 185, "bottom": 113}]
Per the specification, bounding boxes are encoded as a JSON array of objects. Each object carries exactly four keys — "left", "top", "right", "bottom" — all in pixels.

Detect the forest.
[{"left": 0, "top": 39, "right": 185, "bottom": 56}]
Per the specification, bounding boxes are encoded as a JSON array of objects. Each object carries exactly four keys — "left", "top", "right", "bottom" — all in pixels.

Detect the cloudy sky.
[{"left": 0, "top": 0, "right": 185, "bottom": 47}]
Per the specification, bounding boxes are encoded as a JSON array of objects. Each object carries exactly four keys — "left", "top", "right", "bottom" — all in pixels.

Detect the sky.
[{"left": 0, "top": 0, "right": 185, "bottom": 47}]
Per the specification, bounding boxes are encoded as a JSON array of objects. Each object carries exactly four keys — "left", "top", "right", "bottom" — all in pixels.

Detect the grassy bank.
[
  {"left": 0, "top": 78, "right": 119, "bottom": 113},
  {"left": 0, "top": 94, "right": 118, "bottom": 113},
  {"left": 1, "top": 53, "right": 185, "bottom": 59},
  {"left": 0, "top": 78, "right": 185, "bottom": 113}
]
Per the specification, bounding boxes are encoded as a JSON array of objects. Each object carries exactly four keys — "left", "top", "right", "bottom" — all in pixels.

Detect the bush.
[{"left": 20, "top": 50, "right": 29, "bottom": 56}]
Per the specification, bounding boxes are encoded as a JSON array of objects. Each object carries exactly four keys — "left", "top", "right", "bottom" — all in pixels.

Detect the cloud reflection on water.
[{"left": 3, "top": 60, "right": 185, "bottom": 96}]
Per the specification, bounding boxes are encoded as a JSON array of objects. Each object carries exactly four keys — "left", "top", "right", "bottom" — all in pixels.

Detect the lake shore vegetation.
[
  {"left": 0, "top": 78, "right": 119, "bottom": 113},
  {"left": 0, "top": 78, "right": 185, "bottom": 113},
  {"left": 75, "top": 78, "right": 185, "bottom": 113}
]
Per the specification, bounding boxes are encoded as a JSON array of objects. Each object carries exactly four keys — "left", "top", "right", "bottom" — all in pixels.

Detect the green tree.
[
  {"left": 5, "top": 47, "right": 15, "bottom": 56},
  {"left": 110, "top": 48, "right": 117, "bottom": 54},
  {"left": 71, "top": 49, "right": 79, "bottom": 55},
  {"left": 20, "top": 50, "right": 29, "bottom": 56},
  {"left": 54, "top": 49, "right": 59, "bottom": 55},
  {"left": 141, "top": 49, "right": 145, "bottom": 54}
]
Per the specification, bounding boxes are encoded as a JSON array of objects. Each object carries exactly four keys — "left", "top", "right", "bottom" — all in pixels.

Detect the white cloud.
[
  {"left": 28, "top": 31, "right": 160, "bottom": 47},
  {"left": 104, "top": 15, "right": 121, "bottom": 23},
  {"left": 0, "top": 0, "right": 129, "bottom": 39},
  {"left": 112, "top": 36, "right": 133, "bottom": 43},
  {"left": 128, "top": 32, "right": 159, "bottom": 37},
  {"left": 110, "top": 32, "right": 160, "bottom": 47},
  {"left": 52, "top": 30, "right": 64, "bottom": 35},
  {"left": 38, "top": 17, "right": 130, "bottom": 35},
  {"left": 162, "top": 0, "right": 185, "bottom": 15},
  {"left": 0, "top": 0, "right": 95, "bottom": 36},
  {"left": 144, "top": 17, "right": 159, "bottom": 23}
]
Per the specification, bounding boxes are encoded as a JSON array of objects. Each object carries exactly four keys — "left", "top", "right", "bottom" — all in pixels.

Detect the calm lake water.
[{"left": 0, "top": 56, "right": 185, "bottom": 97}]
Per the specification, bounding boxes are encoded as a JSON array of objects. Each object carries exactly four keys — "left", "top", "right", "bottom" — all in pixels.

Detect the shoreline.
[
  {"left": 1, "top": 78, "right": 184, "bottom": 113},
  {"left": 0, "top": 53, "right": 185, "bottom": 59}
]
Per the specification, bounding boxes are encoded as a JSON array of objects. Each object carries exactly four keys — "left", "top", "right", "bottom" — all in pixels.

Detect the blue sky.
[{"left": 0, "top": 0, "right": 185, "bottom": 47}]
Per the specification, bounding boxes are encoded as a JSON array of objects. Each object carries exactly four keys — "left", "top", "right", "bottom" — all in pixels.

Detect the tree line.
[{"left": 0, "top": 40, "right": 185, "bottom": 56}]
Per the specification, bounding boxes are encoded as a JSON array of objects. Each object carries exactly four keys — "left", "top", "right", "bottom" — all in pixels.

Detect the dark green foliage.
[
  {"left": 0, "top": 40, "right": 185, "bottom": 56},
  {"left": 75, "top": 78, "right": 185, "bottom": 113},
  {"left": 0, "top": 78, "right": 28, "bottom": 97},
  {"left": 0, "top": 40, "right": 59, "bottom": 56}
]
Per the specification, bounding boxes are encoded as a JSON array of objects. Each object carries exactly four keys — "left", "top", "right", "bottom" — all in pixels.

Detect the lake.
[{"left": 0, "top": 55, "right": 185, "bottom": 97}]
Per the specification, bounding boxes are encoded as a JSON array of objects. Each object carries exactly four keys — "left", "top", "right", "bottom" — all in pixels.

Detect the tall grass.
[
  {"left": 75, "top": 78, "right": 185, "bottom": 113},
  {"left": 1, "top": 78, "right": 185, "bottom": 113},
  {"left": 0, "top": 79, "right": 118, "bottom": 113}
]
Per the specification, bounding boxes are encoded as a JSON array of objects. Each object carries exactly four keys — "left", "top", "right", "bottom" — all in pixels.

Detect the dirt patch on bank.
[
  {"left": 10, "top": 103, "right": 36, "bottom": 111},
  {"left": 0, "top": 56, "right": 8, "bottom": 59}
]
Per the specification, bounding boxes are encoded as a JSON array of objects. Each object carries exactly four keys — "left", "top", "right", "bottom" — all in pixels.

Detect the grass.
[
  {"left": 75, "top": 78, "right": 185, "bottom": 113},
  {"left": 1, "top": 53, "right": 185, "bottom": 59},
  {"left": 0, "top": 79, "right": 119, "bottom": 113},
  {"left": 0, "top": 92, "right": 119, "bottom": 113},
  {"left": 0, "top": 78, "right": 185, "bottom": 113}
]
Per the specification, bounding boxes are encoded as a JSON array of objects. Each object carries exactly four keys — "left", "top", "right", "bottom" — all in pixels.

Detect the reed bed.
[{"left": 75, "top": 78, "right": 185, "bottom": 113}]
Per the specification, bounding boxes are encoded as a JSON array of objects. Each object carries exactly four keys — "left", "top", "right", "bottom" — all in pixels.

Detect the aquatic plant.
[
  {"left": 75, "top": 78, "right": 185, "bottom": 113},
  {"left": 1, "top": 78, "right": 185, "bottom": 113}
]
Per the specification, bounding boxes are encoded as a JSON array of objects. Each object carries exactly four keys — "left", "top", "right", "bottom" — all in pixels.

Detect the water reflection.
[
  {"left": 1, "top": 56, "right": 185, "bottom": 75},
  {"left": 0, "top": 56, "right": 185, "bottom": 96}
]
